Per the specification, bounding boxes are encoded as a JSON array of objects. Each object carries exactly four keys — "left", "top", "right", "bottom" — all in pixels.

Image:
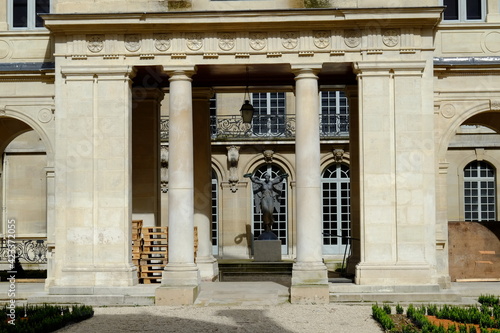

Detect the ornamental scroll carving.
[
  {"left": 227, "top": 146, "right": 240, "bottom": 193},
  {"left": 160, "top": 146, "right": 169, "bottom": 193}
]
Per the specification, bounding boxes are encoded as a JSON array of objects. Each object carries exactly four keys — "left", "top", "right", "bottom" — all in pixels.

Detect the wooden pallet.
[{"left": 139, "top": 277, "right": 161, "bottom": 284}]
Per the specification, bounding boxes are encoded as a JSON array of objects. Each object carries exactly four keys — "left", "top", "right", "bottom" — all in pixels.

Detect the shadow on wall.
[{"left": 448, "top": 221, "right": 500, "bottom": 281}]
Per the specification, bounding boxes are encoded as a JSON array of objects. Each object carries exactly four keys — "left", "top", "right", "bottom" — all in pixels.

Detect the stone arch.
[
  {"left": 437, "top": 101, "right": 493, "bottom": 160},
  {"left": 243, "top": 152, "right": 294, "bottom": 182},
  {"left": 0, "top": 107, "right": 54, "bottom": 166}
]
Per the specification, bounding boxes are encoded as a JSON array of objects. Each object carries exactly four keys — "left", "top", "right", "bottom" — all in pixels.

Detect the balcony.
[{"left": 160, "top": 114, "right": 349, "bottom": 142}]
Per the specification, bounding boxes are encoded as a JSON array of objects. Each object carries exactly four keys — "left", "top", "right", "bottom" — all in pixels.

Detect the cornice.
[{"left": 41, "top": 7, "right": 443, "bottom": 33}]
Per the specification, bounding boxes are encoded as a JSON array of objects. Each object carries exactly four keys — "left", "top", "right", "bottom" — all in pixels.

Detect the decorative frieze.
[{"left": 71, "top": 28, "right": 422, "bottom": 60}]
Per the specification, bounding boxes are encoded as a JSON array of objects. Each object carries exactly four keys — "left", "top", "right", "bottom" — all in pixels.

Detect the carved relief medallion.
[
  {"left": 440, "top": 104, "right": 456, "bottom": 119},
  {"left": 154, "top": 34, "right": 171, "bottom": 52},
  {"left": 38, "top": 108, "right": 53, "bottom": 123},
  {"left": 314, "top": 31, "right": 330, "bottom": 49},
  {"left": 218, "top": 33, "right": 235, "bottom": 51},
  {"left": 249, "top": 32, "right": 267, "bottom": 51},
  {"left": 125, "top": 34, "right": 141, "bottom": 52},
  {"left": 87, "top": 35, "right": 104, "bottom": 53},
  {"left": 186, "top": 33, "right": 203, "bottom": 51},
  {"left": 0, "top": 40, "right": 11, "bottom": 59},
  {"left": 344, "top": 30, "right": 361, "bottom": 48},
  {"left": 383, "top": 29, "right": 399, "bottom": 47},
  {"left": 282, "top": 31, "right": 298, "bottom": 49}
]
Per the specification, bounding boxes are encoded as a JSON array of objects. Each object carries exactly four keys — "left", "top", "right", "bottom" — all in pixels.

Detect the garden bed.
[
  {"left": 373, "top": 294, "right": 500, "bottom": 333},
  {"left": 0, "top": 304, "right": 93, "bottom": 332}
]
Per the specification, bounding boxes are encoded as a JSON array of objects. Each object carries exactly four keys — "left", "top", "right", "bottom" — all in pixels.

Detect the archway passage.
[
  {"left": 446, "top": 110, "right": 500, "bottom": 281},
  {"left": 0, "top": 117, "right": 49, "bottom": 271}
]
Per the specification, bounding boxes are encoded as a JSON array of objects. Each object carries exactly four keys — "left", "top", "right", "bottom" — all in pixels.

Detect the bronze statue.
[{"left": 244, "top": 171, "right": 288, "bottom": 239}]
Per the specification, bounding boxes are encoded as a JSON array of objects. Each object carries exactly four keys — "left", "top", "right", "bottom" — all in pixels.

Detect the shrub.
[
  {"left": 372, "top": 303, "right": 395, "bottom": 331},
  {"left": 478, "top": 295, "right": 500, "bottom": 307}
]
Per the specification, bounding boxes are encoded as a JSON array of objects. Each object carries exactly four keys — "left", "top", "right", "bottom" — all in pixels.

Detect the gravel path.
[{"left": 56, "top": 304, "right": 382, "bottom": 332}]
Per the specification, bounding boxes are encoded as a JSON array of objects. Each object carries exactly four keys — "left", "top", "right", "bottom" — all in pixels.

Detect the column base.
[
  {"left": 155, "top": 285, "right": 200, "bottom": 306},
  {"left": 161, "top": 263, "right": 201, "bottom": 286},
  {"left": 355, "top": 263, "right": 436, "bottom": 285},
  {"left": 55, "top": 264, "right": 138, "bottom": 287},
  {"left": 290, "top": 285, "right": 330, "bottom": 304},
  {"left": 291, "top": 261, "right": 328, "bottom": 285},
  {"left": 196, "top": 256, "right": 219, "bottom": 281}
]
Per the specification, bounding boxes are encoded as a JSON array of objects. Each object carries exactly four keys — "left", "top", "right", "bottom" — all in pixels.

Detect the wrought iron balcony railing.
[
  {"left": 0, "top": 239, "right": 48, "bottom": 264},
  {"left": 160, "top": 114, "right": 349, "bottom": 142}
]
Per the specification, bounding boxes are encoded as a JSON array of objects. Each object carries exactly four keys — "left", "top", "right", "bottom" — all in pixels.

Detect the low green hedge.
[{"left": 1, "top": 304, "right": 93, "bottom": 333}]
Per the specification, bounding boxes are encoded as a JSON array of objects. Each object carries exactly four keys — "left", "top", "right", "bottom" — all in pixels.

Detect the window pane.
[
  {"left": 466, "top": 0, "right": 482, "bottom": 20},
  {"left": 443, "top": 0, "right": 459, "bottom": 20},
  {"left": 36, "top": 0, "right": 50, "bottom": 27},
  {"left": 13, "top": 0, "right": 28, "bottom": 28}
]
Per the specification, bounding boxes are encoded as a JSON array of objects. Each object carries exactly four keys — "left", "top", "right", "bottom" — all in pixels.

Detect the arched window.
[
  {"left": 464, "top": 161, "right": 496, "bottom": 221},
  {"left": 251, "top": 164, "right": 288, "bottom": 254},
  {"left": 321, "top": 163, "right": 351, "bottom": 255},
  {"left": 211, "top": 169, "right": 219, "bottom": 255}
]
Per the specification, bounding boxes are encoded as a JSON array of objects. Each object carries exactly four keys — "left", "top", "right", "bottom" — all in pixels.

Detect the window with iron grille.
[
  {"left": 320, "top": 91, "right": 349, "bottom": 136},
  {"left": 464, "top": 161, "right": 496, "bottom": 221}
]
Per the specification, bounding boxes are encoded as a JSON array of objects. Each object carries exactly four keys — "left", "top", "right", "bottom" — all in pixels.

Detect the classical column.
[
  {"left": 132, "top": 88, "right": 163, "bottom": 227},
  {"left": 156, "top": 68, "right": 200, "bottom": 305},
  {"left": 353, "top": 61, "right": 437, "bottom": 286},
  {"left": 52, "top": 66, "right": 138, "bottom": 290},
  {"left": 192, "top": 88, "right": 218, "bottom": 281},
  {"left": 290, "top": 67, "right": 329, "bottom": 304}
]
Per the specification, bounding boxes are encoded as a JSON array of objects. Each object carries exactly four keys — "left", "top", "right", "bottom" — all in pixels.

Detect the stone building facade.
[{"left": 0, "top": 0, "right": 499, "bottom": 304}]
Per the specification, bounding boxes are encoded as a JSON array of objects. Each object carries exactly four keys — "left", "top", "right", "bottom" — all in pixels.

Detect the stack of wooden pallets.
[
  {"left": 131, "top": 219, "right": 143, "bottom": 278},
  {"left": 132, "top": 225, "right": 199, "bottom": 284},
  {"left": 139, "top": 226, "right": 168, "bottom": 284}
]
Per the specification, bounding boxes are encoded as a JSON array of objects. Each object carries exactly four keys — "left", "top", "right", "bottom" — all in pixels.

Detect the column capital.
[
  {"left": 291, "top": 65, "right": 322, "bottom": 79},
  {"left": 354, "top": 61, "right": 426, "bottom": 76},
  {"left": 60, "top": 65, "right": 137, "bottom": 79},
  {"left": 162, "top": 66, "right": 197, "bottom": 80}
]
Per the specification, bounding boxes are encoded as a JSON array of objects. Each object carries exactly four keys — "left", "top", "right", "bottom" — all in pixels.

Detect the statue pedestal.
[{"left": 254, "top": 240, "right": 281, "bottom": 262}]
